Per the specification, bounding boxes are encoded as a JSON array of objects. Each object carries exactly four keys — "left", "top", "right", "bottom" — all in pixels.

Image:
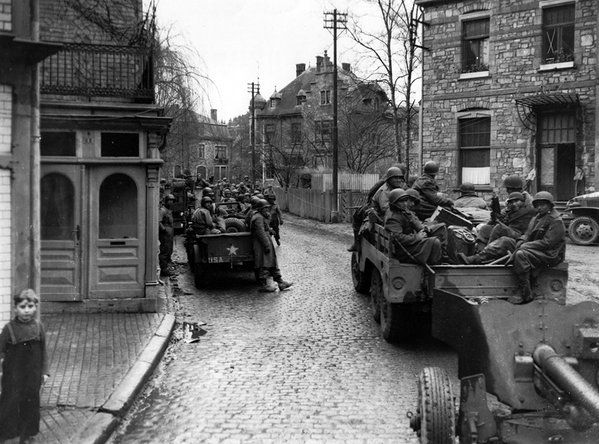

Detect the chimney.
[
  {"left": 296, "top": 63, "right": 306, "bottom": 77},
  {"left": 342, "top": 63, "right": 351, "bottom": 72},
  {"left": 316, "top": 56, "right": 323, "bottom": 71},
  {"left": 210, "top": 109, "right": 218, "bottom": 122}
]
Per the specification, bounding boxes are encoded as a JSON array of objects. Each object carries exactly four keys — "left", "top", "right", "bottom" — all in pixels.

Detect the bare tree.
[{"left": 348, "top": 0, "right": 422, "bottom": 177}]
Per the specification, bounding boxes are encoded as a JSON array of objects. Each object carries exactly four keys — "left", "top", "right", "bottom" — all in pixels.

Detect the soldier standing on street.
[
  {"left": 250, "top": 199, "right": 293, "bottom": 292},
  {"left": 159, "top": 194, "right": 175, "bottom": 277},
  {"left": 412, "top": 161, "right": 454, "bottom": 221},
  {"left": 266, "top": 193, "right": 283, "bottom": 246}
]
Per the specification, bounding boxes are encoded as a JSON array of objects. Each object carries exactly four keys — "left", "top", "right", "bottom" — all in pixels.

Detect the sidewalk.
[{"left": 28, "top": 283, "right": 176, "bottom": 444}]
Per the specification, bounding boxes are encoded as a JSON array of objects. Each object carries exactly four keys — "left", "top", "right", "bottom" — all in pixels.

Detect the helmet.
[
  {"left": 424, "top": 161, "right": 439, "bottom": 174},
  {"left": 532, "top": 191, "right": 554, "bottom": 206},
  {"left": 250, "top": 196, "right": 261, "bottom": 206},
  {"left": 385, "top": 166, "right": 406, "bottom": 181},
  {"left": 405, "top": 188, "right": 421, "bottom": 202},
  {"left": 164, "top": 194, "right": 175, "bottom": 202},
  {"left": 256, "top": 193, "right": 264, "bottom": 199},
  {"left": 388, "top": 189, "right": 407, "bottom": 205},
  {"left": 266, "top": 194, "right": 276, "bottom": 201},
  {"left": 202, "top": 187, "right": 213, "bottom": 196},
  {"left": 459, "top": 182, "right": 475, "bottom": 194},
  {"left": 506, "top": 192, "right": 525, "bottom": 203},
  {"left": 201, "top": 196, "right": 213, "bottom": 206},
  {"left": 256, "top": 198, "right": 271, "bottom": 210},
  {"left": 503, "top": 175, "right": 523, "bottom": 190}
]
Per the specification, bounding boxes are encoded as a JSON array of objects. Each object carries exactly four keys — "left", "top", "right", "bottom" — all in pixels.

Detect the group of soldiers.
[
  {"left": 351, "top": 161, "right": 567, "bottom": 304},
  {"left": 158, "top": 177, "right": 291, "bottom": 292}
]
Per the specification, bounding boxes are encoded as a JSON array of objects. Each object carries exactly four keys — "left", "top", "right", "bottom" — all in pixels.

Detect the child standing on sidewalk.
[{"left": 0, "top": 289, "right": 49, "bottom": 443}]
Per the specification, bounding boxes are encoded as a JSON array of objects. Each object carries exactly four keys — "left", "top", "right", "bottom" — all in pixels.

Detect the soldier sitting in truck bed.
[
  {"left": 191, "top": 196, "right": 223, "bottom": 235},
  {"left": 385, "top": 189, "right": 446, "bottom": 265},
  {"left": 459, "top": 191, "right": 566, "bottom": 304},
  {"left": 412, "top": 161, "right": 454, "bottom": 221}
]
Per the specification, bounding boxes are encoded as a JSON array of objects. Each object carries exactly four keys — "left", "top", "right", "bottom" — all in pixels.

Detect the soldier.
[
  {"left": 191, "top": 196, "right": 222, "bottom": 235},
  {"left": 372, "top": 166, "right": 407, "bottom": 220},
  {"left": 250, "top": 199, "right": 293, "bottom": 292},
  {"left": 412, "top": 161, "right": 454, "bottom": 221},
  {"left": 459, "top": 192, "right": 566, "bottom": 304},
  {"left": 503, "top": 174, "right": 533, "bottom": 206},
  {"left": 266, "top": 193, "right": 283, "bottom": 246},
  {"left": 384, "top": 189, "right": 443, "bottom": 265},
  {"left": 454, "top": 182, "right": 488, "bottom": 209},
  {"left": 158, "top": 194, "right": 175, "bottom": 277}
]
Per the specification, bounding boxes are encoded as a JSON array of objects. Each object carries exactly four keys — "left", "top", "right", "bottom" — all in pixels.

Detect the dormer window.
[{"left": 296, "top": 89, "right": 307, "bottom": 105}]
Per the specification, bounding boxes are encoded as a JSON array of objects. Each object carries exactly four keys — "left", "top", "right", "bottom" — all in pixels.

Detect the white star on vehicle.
[{"left": 227, "top": 244, "right": 239, "bottom": 256}]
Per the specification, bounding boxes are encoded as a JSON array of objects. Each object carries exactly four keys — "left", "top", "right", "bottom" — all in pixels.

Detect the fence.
[
  {"left": 273, "top": 187, "right": 369, "bottom": 223},
  {"left": 310, "top": 173, "right": 380, "bottom": 192}
]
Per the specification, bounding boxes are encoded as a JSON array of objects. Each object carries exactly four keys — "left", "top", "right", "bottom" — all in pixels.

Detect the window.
[
  {"left": 459, "top": 117, "right": 490, "bottom": 185},
  {"left": 196, "top": 165, "right": 207, "bottom": 179},
  {"left": 214, "top": 165, "right": 228, "bottom": 181},
  {"left": 99, "top": 174, "right": 137, "bottom": 239},
  {"left": 315, "top": 120, "right": 332, "bottom": 145},
  {"left": 174, "top": 165, "right": 182, "bottom": 177},
  {"left": 542, "top": 4, "right": 574, "bottom": 63},
  {"left": 198, "top": 144, "right": 205, "bottom": 158},
  {"left": 264, "top": 124, "right": 275, "bottom": 145},
  {"left": 215, "top": 145, "right": 227, "bottom": 160},
  {"left": 462, "top": 18, "right": 489, "bottom": 72},
  {"left": 291, "top": 122, "right": 302, "bottom": 144},
  {"left": 320, "top": 90, "right": 331, "bottom": 105},
  {"left": 101, "top": 132, "right": 139, "bottom": 157},
  {"left": 41, "top": 173, "right": 74, "bottom": 240},
  {"left": 41, "top": 132, "right": 76, "bottom": 156},
  {"left": 296, "top": 94, "right": 306, "bottom": 105}
]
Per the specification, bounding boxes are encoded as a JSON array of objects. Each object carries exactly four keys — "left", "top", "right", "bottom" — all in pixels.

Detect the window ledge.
[
  {"left": 459, "top": 71, "right": 490, "bottom": 80},
  {"left": 538, "top": 61, "right": 575, "bottom": 71}
]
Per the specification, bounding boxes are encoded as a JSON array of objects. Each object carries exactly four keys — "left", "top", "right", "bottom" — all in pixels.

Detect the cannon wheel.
[
  {"left": 568, "top": 216, "right": 599, "bottom": 245},
  {"left": 351, "top": 252, "right": 370, "bottom": 294},
  {"left": 370, "top": 270, "right": 382, "bottom": 323},
  {"left": 417, "top": 367, "right": 456, "bottom": 444},
  {"left": 380, "top": 300, "right": 411, "bottom": 343}
]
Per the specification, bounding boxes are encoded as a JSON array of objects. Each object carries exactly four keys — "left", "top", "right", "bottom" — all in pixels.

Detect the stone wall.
[{"left": 420, "top": 0, "right": 598, "bottom": 197}]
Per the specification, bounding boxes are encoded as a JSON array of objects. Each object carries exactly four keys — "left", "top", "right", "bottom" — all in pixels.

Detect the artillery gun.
[{"left": 408, "top": 289, "right": 599, "bottom": 443}]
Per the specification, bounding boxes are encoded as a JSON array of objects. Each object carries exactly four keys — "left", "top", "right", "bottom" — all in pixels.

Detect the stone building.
[
  {"left": 416, "top": 0, "right": 598, "bottom": 200},
  {"left": 37, "top": 0, "right": 170, "bottom": 311},
  {"left": 0, "top": 0, "right": 59, "bottom": 324},
  {"left": 161, "top": 109, "right": 234, "bottom": 182},
  {"left": 256, "top": 52, "right": 401, "bottom": 187}
]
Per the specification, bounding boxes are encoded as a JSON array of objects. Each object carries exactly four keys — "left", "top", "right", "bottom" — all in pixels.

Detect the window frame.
[
  {"left": 314, "top": 120, "right": 332, "bottom": 145},
  {"left": 461, "top": 17, "right": 490, "bottom": 73},
  {"left": 197, "top": 143, "right": 205, "bottom": 159},
  {"left": 320, "top": 90, "right": 331, "bottom": 105},
  {"left": 290, "top": 122, "right": 302, "bottom": 145},
  {"left": 541, "top": 2, "right": 575, "bottom": 64},
  {"left": 458, "top": 116, "right": 491, "bottom": 186},
  {"left": 214, "top": 145, "right": 227, "bottom": 161}
]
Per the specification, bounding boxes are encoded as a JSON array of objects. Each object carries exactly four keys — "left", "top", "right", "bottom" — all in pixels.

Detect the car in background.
[{"left": 563, "top": 191, "right": 599, "bottom": 245}]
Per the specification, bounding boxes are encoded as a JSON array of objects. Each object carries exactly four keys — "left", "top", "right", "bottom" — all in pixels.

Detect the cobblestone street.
[{"left": 110, "top": 220, "right": 457, "bottom": 443}]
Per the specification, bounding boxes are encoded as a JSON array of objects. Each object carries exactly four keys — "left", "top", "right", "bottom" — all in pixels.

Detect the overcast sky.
[{"left": 153, "top": 0, "right": 376, "bottom": 122}]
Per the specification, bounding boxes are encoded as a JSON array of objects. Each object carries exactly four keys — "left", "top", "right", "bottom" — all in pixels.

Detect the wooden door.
[
  {"left": 555, "top": 143, "right": 575, "bottom": 200},
  {"left": 88, "top": 167, "right": 146, "bottom": 299},
  {"left": 40, "top": 165, "right": 83, "bottom": 301}
]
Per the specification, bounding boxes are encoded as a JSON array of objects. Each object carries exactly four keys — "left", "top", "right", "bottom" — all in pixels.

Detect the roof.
[{"left": 196, "top": 113, "right": 233, "bottom": 141}]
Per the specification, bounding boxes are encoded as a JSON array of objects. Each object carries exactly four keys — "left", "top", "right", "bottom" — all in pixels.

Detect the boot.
[
  {"left": 258, "top": 278, "right": 277, "bottom": 292},
  {"left": 457, "top": 253, "right": 482, "bottom": 265},
  {"left": 508, "top": 273, "right": 533, "bottom": 304},
  {"left": 276, "top": 280, "right": 293, "bottom": 291},
  {"left": 347, "top": 242, "right": 359, "bottom": 252}
]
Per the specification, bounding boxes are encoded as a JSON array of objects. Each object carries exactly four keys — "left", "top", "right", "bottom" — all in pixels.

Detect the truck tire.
[
  {"left": 568, "top": 216, "right": 599, "bottom": 245},
  {"left": 370, "top": 270, "right": 382, "bottom": 323},
  {"left": 380, "top": 301, "right": 412, "bottom": 343},
  {"left": 416, "top": 367, "right": 456, "bottom": 444},
  {"left": 351, "top": 252, "right": 370, "bottom": 294},
  {"left": 224, "top": 218, "right": 247, "bottom": 233}
]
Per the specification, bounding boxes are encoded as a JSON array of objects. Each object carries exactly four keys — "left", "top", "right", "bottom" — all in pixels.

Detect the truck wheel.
[
  {"left": 370, "top": 270, "right": 382, "bottom": 323},
  {"left": 224, "top": 218, "right": 247, "bottom": 233},
  {"left": 351, "top": 252, "right": 370, "bottom": 294},
  {"left": 568, "top": 216, "right": 599, "bottom": 245},
  {"left": 380, "top": 301, "right": 411, "bottom": 343},
  {"left": 416, "top": 367, "right": 456, "bottom": 444}
]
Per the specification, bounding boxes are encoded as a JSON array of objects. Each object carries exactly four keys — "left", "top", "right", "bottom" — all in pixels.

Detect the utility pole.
[
  {"left": 324, "top": 9, "right": 347, "bottom": 222},
  {"left": 247, "top": 81, "right": 259, "bottom": 185}
]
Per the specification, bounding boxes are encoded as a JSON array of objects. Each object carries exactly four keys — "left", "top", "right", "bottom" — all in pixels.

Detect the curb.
[{"left": 74, "top": 311, "right": 176, "bottom": 444}]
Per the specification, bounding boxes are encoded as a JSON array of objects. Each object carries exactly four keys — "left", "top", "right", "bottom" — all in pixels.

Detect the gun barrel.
[{"left": 534, "top": 344, "right": 599, "bottom": 420}]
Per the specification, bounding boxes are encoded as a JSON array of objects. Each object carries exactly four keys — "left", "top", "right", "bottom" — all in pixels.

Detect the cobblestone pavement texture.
[
  {"left": 110, "top": 221, "right": 458, "bottom": 443},
  {"left": 25, "top": 313, "right": 163, "bottom": 443}
]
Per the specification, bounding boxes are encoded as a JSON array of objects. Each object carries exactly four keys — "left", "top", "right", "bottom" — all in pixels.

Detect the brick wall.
[
  {"left": 420, "top": 0, "right": 598, "bottom": 197},
  {"left": 0, "top": 0, "right": 11, "bottom": 32},
  {"left": 0, "top": 85, "right": 12, "bottom": 326}
]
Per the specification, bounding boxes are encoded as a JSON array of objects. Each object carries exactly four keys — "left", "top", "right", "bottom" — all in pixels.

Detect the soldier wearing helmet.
[
  {"left": 459, "top": 191, "right": 565, "bottom": 304},
  {"left": 454, "top": 182, "right": 488, "bottom": 210},
  {"left": 412, "top": 161, "right": 454, "bottom": 221},
  {"left": 384, "top": 188, "right": 444, "bottom": 265},
  {"left": 250, "top": 199, "right": 293, "bottom": 292},
  {"left": 503, "top": 174, "right": 533, "bottom": 206},
  {"left": 190, "top": 196, "right": 223, "bottom": 235},
  {"left": 158, "top": 194, "right": 176, "bottom": 277},
  {"left": 265, "top": 193, "right": 283, "bottom": 246},
  {"left": 371, "top": 166, "right": 407, "bottom": 218}
]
